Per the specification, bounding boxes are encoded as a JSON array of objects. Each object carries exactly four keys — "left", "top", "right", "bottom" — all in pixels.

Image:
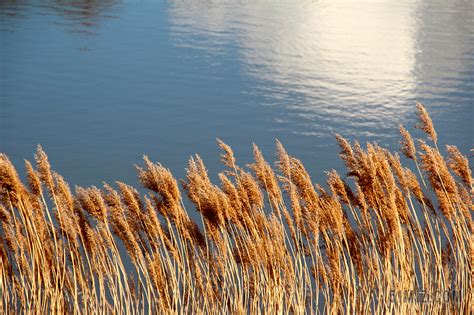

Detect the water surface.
[{"left": 1, "top": 0, "right": 473, "bottom": 191}]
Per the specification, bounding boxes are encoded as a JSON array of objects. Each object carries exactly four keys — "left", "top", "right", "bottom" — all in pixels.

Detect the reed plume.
[{"left": 416, "top": 102, "right": 438, "bottom": 143}]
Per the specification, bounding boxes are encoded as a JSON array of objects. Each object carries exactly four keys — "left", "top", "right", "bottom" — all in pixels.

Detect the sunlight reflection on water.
[{"left": 168, "top": 0, "right": 473, "bottom": 138}]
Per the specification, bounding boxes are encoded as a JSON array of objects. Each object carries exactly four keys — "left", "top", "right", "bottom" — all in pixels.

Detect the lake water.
[{"left": 1, "top": 0, "right": 473, "bottom": 191}]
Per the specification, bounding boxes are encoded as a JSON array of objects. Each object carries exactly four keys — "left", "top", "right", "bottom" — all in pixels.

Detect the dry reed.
[{"left": 0, "top": 104, "right": 472, "bottom": 314}]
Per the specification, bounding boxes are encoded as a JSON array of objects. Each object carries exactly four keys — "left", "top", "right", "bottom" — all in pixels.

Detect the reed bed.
[{"left": 0, "top": 104, "right": 472, "bottom": 314}]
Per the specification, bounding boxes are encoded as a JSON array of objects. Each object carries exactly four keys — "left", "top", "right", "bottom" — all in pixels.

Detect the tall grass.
[{"left": 0, "top": 104, "right": 472, "bottom": 313}]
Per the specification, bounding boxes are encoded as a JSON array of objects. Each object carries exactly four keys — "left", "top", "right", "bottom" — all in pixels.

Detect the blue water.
[{"left": 1, "top": 0, "right": 473, "bottom": 191}]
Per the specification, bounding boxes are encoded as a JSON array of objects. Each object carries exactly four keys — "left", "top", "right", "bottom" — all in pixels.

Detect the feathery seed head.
[
  {"left": 35, "top": 145, "right": 55, "bottom": 194},
  {"left": 399, "top": 125, "right": 416, "bottom": 160},
  {"left": 446, "top": 145, "right": 472, "bottom": 188},
  {"left": 217, "top": 138, "right": 236, "bottom": 170},
  {"left": 415, "top": 102, "right": 438, "bottom": 143},
  {"left": 24, "top": 160, "right": 42, "bottom": 197}
]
